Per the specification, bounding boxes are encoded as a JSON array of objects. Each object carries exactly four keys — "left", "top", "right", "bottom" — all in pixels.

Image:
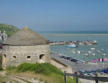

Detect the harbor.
[{"left": 48, "top": 33, "right": 108, "bottom": 78}]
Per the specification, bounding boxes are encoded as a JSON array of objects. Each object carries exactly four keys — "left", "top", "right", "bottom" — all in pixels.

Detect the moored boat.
[{"left": 67, "top": 43, "right": 78, "bottom": 48}]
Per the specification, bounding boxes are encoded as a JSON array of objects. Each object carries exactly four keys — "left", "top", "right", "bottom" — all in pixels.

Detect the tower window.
[
  {"left": 39, "top": 54, "right": 45, "bottom": 59},
  {"left": 4, "top": 54, "right": 6, "bottom": 57},
  {"left": 13, "top": 56, "right": 16, "bottom": 58},
  {"left": 27, "top": 56, "right": 31, "bottom": 60}
]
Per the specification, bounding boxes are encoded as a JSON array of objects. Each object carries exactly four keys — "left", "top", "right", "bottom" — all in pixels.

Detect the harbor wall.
[{"left": 50, "top": 58, "right": 73, "bottom": 73}]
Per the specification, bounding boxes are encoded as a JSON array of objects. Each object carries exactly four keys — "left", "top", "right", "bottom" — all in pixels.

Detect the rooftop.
[{"left": 4, "top": 27, "right": 49, "bottom": 46}]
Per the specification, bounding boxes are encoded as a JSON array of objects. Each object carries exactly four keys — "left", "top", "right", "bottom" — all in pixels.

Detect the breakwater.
[{"left": 50, "top": 40, "right": 97, "bottom": 46}]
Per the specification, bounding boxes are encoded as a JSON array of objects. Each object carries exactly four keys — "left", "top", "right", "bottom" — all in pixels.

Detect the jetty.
[{"left": 50, "top": 40, "right": 97, "bottom": 46}]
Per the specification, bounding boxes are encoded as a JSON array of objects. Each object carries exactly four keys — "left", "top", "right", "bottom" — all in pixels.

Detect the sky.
[{"left": 0, "top": 0, "right": 108, "bottom": 32}]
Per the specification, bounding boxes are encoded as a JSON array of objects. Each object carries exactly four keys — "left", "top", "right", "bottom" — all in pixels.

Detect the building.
[{"left": 2, "top": 27, "right": 50, "bottom": 69}]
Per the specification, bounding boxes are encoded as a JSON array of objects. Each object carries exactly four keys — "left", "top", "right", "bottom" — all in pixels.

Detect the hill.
[
  {"left": 0, "top": 24, "right": 19, "bottom": 36},
  {"left": 2, "top": 63, "right": 75, "bottom": 83}
]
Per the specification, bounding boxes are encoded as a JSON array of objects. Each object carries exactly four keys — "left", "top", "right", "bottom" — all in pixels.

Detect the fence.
[{"left": 64, "top": 72, "right": 108, "bottom": 83}]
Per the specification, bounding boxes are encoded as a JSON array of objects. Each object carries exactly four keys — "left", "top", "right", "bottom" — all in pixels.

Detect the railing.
[{"left": 64, "top": 72, "right": 108, "bottom": 83}]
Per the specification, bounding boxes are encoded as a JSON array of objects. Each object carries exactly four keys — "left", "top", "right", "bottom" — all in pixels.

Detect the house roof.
[{"left": 3, "top": 27, "right": 49, "bottom": 46}]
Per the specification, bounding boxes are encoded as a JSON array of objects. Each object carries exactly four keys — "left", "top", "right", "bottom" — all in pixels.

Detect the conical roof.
[{"left": 4, "top": 27, "right": 49, "bottom": 45}]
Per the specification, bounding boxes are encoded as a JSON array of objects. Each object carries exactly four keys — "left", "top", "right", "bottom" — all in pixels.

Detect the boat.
[
  {"left": 92, "top": 53, "right": 96, "bottom": 56},
  {"left": 93, "top": 40, "right": 97, "bottom": 43},
  {"left": 67, "top": 43, "right": 77, "bottom": 48},
  {"left": 84, "top": 53, "right": 89, "bottom": 56},
  {"left": 77, "top": 50, "right": 81, "bottom": 54},
  {"left": 91, "top": 48, "right": 95, "bottom": 50},
  {"left": 102, "top": 53, "right": 106, "bottom": 56},
  {"left": 88, "top": 51, "right": 92, "bottom": 54},
  {"left": 72, "top": 51, "right": 76, "bottom": 54},
  {"left": 97, "top": 50, "right": 101, "bottom": 53}
]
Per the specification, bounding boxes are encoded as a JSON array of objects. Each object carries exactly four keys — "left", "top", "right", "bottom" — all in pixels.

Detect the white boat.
[
  {"left": 77, "top": 51, "right": 81, "bottom": 54},
  {"left": 92, "top": 53, "right": 96, "bottom": 56},
  {"left": 93, "top": 40, "right": 97, "bottom": 43},
  {"left": 97, "top": 50, "right": 101, "bottom": 53},
  {"left": 84, "top": 53, "right": 89, "bottom": 56},
  {"left": 88, "top": 51, "right": 92, "bottom": 54},
  {"left": 91, "top": 48, "right": 95, "bottom": 50},
  {"left": 67, "top": 43, "right": 77, "bottom": 48},
  {"left": 102, "top": 53, "right": 106, "bottom": 56},
  {"left": 72, "top": 51, "right": 76, "bottom": 54}
]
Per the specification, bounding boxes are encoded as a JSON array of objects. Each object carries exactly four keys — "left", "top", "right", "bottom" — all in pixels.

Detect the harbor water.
[{"left": 41, "top": 32, "right": 108, "bottom": 63}]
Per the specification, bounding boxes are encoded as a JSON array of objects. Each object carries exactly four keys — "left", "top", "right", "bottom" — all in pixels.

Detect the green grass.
[
  {"left": 7, "top": 63, "right": 76, "bottom": 83},
  {"left": 16, "top": 63, "right": 63, "bottom": 75}
]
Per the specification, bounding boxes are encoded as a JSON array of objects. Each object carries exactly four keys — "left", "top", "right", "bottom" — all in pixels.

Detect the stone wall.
[
  {"left": 50, "top": 58, "right": 73, "bottom": 73},
  {"left": 2, "top": 45, "right": 50, "bottom": 69}
]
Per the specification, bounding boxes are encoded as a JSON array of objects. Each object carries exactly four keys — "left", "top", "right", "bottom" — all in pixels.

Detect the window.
[
  {"left": 13, "top": 56, "right": 16, "bottom": 58},
  {"left": 39, "top": 54, "right": 45, "bottom": 59},
  {"left": 4, "top": 54, "right": 6, "bottom": 57},
  {"left": 27, "top": 56, "right": 31, "bottom": 60}
]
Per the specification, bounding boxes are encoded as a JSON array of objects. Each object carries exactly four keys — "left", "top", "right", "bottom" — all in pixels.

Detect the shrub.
[{"left": 16, "top": 63, "right": 63, "bottom": 75}]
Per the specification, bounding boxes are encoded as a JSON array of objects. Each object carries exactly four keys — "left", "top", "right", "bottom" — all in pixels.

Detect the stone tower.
[{"left": 2, "top": 27, "right": 50, "bottom": 69}]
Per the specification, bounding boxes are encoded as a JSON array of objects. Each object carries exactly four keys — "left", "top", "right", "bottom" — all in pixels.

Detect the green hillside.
[
  {"left": 0, "top": 24, "right": 19, "bottom": 36},
  {"left": 5, "top": 63, "right": 75, "bottom": 83}
]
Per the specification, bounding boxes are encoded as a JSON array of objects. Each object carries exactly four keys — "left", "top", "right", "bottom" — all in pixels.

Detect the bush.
[{"left": 16, "top": 63, "right": 63, "bottom": 75}]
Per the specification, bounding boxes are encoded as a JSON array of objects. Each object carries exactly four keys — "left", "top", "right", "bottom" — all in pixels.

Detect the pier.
[{"left": 50, "top": 40, "right": 97, "bottom": 46}]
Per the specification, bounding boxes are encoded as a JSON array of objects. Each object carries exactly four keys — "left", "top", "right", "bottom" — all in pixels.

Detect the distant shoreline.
[{"left": 47, "top": 33, "right": 108, "bottom": 37}]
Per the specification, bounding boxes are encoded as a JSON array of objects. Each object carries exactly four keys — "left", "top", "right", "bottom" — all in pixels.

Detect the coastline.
[{"left": 47, "top": 33, "right": 108, "bottom": 37}]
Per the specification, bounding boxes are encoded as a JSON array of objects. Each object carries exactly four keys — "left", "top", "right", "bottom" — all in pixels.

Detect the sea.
[{"left": 40, "top": 31, "right": 108, "bottom": 63}]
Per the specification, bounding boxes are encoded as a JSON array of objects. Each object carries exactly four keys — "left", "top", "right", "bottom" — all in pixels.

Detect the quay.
[
  {"left": 50, "top": 40, "right": 97, "bottom": 46},
  {"left": 51, "top": 52, "right": 108, "bottom": 83},
  {"left": 51, "top": 52, "right": 108, "bottom": 72}
]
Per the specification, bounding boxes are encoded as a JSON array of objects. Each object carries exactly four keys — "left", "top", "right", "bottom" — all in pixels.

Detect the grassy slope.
[
  {"left": 7, "top": 63, "right": 76, "bottom": 83},
  {"left": 0, "top": 24, "right": 19, "bottom": 36}
]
